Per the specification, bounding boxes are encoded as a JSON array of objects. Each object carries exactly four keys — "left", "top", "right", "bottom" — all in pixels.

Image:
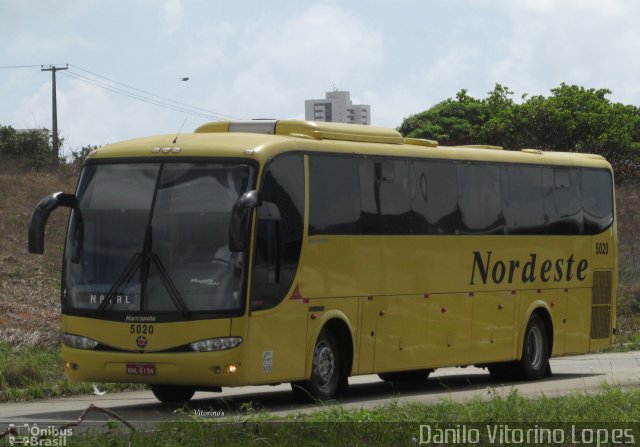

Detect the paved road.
[{"left": 1, "top": 351, "right": 639, "bottom": 429}]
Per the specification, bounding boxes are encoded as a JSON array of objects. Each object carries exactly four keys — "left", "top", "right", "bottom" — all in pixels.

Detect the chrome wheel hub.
[{"left": 313, "top": 341, "right": 336, "bottom": 388}]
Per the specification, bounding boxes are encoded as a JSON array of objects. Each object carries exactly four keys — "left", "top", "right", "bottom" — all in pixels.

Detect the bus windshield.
[{"left": 63, "top": 161, "right": 254, "bottom": 317}]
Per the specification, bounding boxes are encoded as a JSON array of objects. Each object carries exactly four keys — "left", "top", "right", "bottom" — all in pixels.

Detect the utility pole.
[{"left": 41, "top": 64, "right": 68, "bottom": 167}]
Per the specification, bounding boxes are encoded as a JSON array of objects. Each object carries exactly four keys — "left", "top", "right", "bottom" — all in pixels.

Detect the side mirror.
[
  {"left": 28, "top": 192, "right": 78, "bottom": 254},
  {"left": 229, "top": 190, "right": 261, "bottom": 252}
]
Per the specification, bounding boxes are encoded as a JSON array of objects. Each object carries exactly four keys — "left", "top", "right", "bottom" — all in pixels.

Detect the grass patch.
[
  {"left": 300, "top": 386, "right": 640, "bottom": 423},
  {"left": 0, "top": 342, "right": 143, "bottom": 402},
  {"left": 56, "top": 386, "right": 640, "bottom": 446}
]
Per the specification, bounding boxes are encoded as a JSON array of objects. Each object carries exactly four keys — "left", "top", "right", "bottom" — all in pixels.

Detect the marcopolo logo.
[
  {"left": 8, "top": 423, "right": 73, "bottom": 446},
  {"left": 469, "top": 251, "right": 588, "bottom": 286}
]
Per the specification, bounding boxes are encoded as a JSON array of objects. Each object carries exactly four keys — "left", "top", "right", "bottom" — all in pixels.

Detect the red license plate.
[{"left": 126, "top": 363, "right": 156, "bottom": 376}]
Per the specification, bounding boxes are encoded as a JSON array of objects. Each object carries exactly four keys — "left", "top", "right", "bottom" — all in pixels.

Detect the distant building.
[{"left": 305, "top": 90, "right": 370, "bottom": 125}]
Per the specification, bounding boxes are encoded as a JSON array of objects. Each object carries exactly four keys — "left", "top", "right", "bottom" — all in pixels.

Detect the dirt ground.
[{"left": 0, "top": 163, "right": 77, "bottom": 347}]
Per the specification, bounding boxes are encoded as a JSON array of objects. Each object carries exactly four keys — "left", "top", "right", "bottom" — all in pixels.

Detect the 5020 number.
[
  {"left": 130, "top": 324, "right": 154, "bottom": 335},
  {"left": 595, "top": 242, "right": 609, "bottom": 255}
]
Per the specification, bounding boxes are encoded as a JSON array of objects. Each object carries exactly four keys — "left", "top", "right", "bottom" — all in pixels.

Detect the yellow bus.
[{"left": 29, "top": 120, "right": 616, "bottom": 403}]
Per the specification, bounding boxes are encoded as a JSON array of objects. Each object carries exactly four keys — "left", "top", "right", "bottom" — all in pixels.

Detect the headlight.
[
  {"left": 62, "top": 333, "right": 98, "bottom": 350},
  {"left": 189, "top": 337, "right": 243, "bottom": 352}
]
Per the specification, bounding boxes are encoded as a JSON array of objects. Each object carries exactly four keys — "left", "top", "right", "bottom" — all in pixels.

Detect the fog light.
[
  {"left": 64, "top": 361, "right": 79, "bottom": 371},
  {"left": 225, "top": 364, "right": 237, "bottom": 374}
]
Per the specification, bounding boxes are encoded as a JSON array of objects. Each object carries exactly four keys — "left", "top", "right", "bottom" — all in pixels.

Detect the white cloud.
[
  {"left": 182, "top": 22, "right": 236, "bottom": 73},
  {"left": 176, "top": 2, "right": 384, "bottom": 123},
  {"left": 492, "top": 0, "right": 640, "bottom": 99},
  {"left": 250, "top": 3, "right": 383, "bottom": 76},
  {"left": 9, "top": 35, "right": 94, "bottom": 58},
  {"left": 14, "top": 82, "right": 50, "bottom": 131},
  {"left": 161, "top": 0, "right": 185, "bottom": 35},
  {"left": 0, "top": 0, "right": 100, "bottom": 42}
]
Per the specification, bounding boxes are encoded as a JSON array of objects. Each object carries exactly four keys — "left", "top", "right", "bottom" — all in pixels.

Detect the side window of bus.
[
  {"left": 410, "top": 160, "right": 459, "bottom": 234},
  {"left": 501, "top": 165, "right": 545, "bottom": 234},
  {"left": 309, "top": 155, "right": 362, "bottom": 235},
  {"left": 543, "top": 167, "right": 584, "bottom": 234},
  {"left": 359, "top": 158, "right": 380, "bottom": 234},
  {"left": 378, "top": 159, "right": 413, "bottom": 234},
  {"left": 251, "top": 154, "right": 304, "bottom": 311},
  {"left": 457, "top": 163, "right": 504, "bottom": 234},
  {"left": 581, "top": 169, "right": 613, "bottom": 234}
]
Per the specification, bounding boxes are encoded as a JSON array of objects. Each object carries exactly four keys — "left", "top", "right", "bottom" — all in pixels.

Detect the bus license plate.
[{"left": 126, "top": 363, "right": 156, "bottom": 376}]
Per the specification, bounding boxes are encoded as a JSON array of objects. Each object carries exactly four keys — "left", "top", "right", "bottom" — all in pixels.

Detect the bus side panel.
[
  {"left": 470, "top": 291, "right": 515, "bottom": 364},
  {"left": 246, "top": 298, "right": 309, "bottom": 384},
  {"left": 550, "top": 289, "right": 568, "bottom": 357},
  {"left": 424, "top": 293, "right": 473, "bottom": 368},
  {"left": 564, "top": 288, "right": 591, "bottom": 354},
  {"left": 357, "top": 296, "right": 377, "bottom": 374},
  {"left": 372, "top": 295, "right": 429, "bottom": 373}
]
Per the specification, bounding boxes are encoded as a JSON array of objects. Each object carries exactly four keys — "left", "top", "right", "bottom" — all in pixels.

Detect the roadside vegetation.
[
  {"left": 0, "top": 160, "right": 143, "bottom": 401},
  {"left": 0, "top": 341, "right": 142, "bottom": 402},
  {"left": 611, "top": 184, "right": 640, "bottom": 352},
  {"left": 46, "top": 386, "right": 640, "bottom": 446}
]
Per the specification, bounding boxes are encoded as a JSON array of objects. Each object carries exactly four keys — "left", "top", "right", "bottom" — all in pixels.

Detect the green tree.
[
  {"left": 398, "top": 83, "right": 640, "bottom": 182},
  {"left": 68, "top": 145, "right": 98, "bottom": 165},
  {"left": 0, "top": 125, "right": 52, "bottom": 169},
  {"left": 399, "top": 84, "right": 516, "bottom": 146},
  {"left": 398, "top": 89, "right": 489, "bottom": 145}
]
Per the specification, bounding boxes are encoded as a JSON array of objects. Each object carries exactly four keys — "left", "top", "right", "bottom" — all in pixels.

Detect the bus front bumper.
[{"left": 62, "top": 346, "right": 247, "bottom": 388}]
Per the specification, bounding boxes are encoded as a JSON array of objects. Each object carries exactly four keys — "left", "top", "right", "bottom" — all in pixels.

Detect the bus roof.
[{"left": 89, "top": 119, "right": 611, "bottom": 170}]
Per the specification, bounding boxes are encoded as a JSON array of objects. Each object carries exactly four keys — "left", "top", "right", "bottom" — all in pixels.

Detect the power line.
[
  {"left": 2, "top": 62, "right": 241, "bottom": 134},
  {"left": 0, "top": 64, "right": 44, "bottom": 69},
  {"left": 61, "top": 70, "right": 226, "bottom": 121},
  {"left": 68, "top": 64, "right": 239, "bottom": 120}
]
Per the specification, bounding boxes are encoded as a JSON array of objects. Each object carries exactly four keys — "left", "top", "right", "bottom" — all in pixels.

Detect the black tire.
[
  {"left": 151, "top": 385, "right": 195, "bottom": 404},
  {"left": 378, "top": 370, "right": 431, "bottom": 382},
  {"left": 291, "top": 329, "right": 342, "bottom": 401},
  {"left": 516, "top": 313, "right": 549, "bottom": 380}
]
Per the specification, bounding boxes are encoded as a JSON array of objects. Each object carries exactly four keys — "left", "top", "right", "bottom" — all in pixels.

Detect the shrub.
[{"left": 2, "top": 360, "right": 43, "bottom": 388}]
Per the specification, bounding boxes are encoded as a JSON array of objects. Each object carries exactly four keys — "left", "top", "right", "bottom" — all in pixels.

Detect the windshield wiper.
[
  {"left": 96, "top": 242, "right": 191, "bottom": 318},
  {"left": 97, "top": 163, "right": 191, "bottom": 318},
  {"left": 96, "top": 252, "right": 142, "bottom": 316},
  {"left": 96, "top": 253, "right": 192, "bottom": 318}
]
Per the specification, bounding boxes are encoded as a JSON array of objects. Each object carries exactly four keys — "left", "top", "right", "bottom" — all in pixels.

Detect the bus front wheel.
[
  {"left": 292, "top": 329, "right": 342, "bottom": 401},
  {"left": 151, "top": 385, "right": 195, "bottom": 404},
  {"left": 517, "top": 313, "right": 550, "bottom": 380}
]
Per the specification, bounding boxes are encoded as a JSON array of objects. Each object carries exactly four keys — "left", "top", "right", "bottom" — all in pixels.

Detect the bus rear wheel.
[
  {"left": 516, "top": 313, "right": 549, "bottom": 380},
  {"left": 151, "top": 385, "right": 195, "bottom": 404},
  {"left": 291, "top": 329, "right": 342, "bottom": 401}
]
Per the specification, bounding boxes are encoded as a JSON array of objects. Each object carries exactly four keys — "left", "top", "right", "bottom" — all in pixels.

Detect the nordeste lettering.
[{"left": 469, "top": 251, "right": 588, "bottom": 286}]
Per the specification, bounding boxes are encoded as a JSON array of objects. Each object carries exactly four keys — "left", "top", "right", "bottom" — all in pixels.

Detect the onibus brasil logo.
[{"left": 7, "top": 423, "right": 73, "bottom": 446}]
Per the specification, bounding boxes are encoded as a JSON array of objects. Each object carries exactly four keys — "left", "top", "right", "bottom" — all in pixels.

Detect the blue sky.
[{"left": 1, "top": 0, "right": 639, "bottom": 156}]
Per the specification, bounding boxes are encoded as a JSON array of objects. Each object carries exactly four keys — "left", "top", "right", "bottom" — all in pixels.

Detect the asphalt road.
[{"left": 1, "top": 351, "right": 639, "bottom": 430}]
